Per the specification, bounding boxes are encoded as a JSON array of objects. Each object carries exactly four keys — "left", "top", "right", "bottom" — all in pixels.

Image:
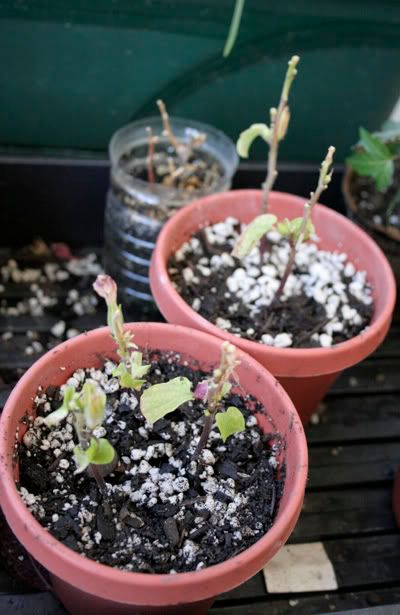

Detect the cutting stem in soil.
[
  {"left": 268, "top": 146, "right": 335, "bottom": 311},
  {"left": 193, "top": 341, "right": 243, "bottom": 460},
  {"left": 261, "top": 55, "right": 299, "bottom": 214}
]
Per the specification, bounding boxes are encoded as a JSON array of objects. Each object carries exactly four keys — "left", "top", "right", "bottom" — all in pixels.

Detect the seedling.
[
  {"left": 44, "top": 381, "right": 115, "bottom": 497},
  {"left": 237, "top": 55, "right": 299, "bottom": 214},
  {"left": 93, "top": 274, "right": 151, "bottom": 391},
  {"left": 140, "top": 340, "right": 245, "bottom": 458},
  {"left": 347, "top": 122, "right": 400, "bottom": 220},
  {"left": 270, "top": 146, "right": 335, "bottom": 305},
  {"left": 93, "top": 275, "right": 207, "bottom": 429},
  {"left": 232, "top": 146, "right": 335, "bottom": 310},
  {"left": 192, "top": 341, "right": 245, "bottom": 460}
]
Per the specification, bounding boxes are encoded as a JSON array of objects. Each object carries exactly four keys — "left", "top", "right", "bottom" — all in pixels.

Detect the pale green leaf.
[
  {"left": 236, "top": 124, "right": 271, "bottom": 158},
  {"left": 276, "top": 218, "right": 291, "bottom": 237},
  {"left": 215, "top": 406, "right": 245, "bottom": 442},
  {"left": 140, "top": 377, "right": 194, "bottom": 424},
  {"left": 232, "top": 214, "right": 277, "bottom": 259},
  {"left": 43, "top": 406, "right": 69, "bottom": 428},
  {"left": 112, "top": 363, "right": 125, "bottom": 378},
  {"left": 81, "top": 382, "right": 106, "bottom": 430},
  {"left": 90, "top": 438, "right": 116, "bottom": 466},
  {"left": 73, "top": 440, "right": 97, "bottom": 474},
  {"left": 119, "top": 371, "right": 146, "bottom": 391},
  {"left": 130, "top": 351, "right": 151, "bottom": 379},
  {"left": 215, "top": 382, "right": 232, "bottom": 403}
]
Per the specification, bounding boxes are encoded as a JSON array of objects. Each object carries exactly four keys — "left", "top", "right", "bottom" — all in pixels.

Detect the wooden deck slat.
[
  {"left": 332, "top": 360, "right": 400, "bottom": 396},
  {"left": 307, "top": 395, "right": 400, "bottom": 445},
  {"left": 292, "top": 487, "right": 397, "bottom": 541},
  {"left": 308, "top": 442, "right": 400, "bottom": 489}
]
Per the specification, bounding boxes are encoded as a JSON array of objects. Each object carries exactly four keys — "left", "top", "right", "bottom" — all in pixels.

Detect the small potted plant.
[
  {"left": 104, "top": 101, "right": 238, "bottom": 308},
  {"left": 343, "top": 121, "right": 400, "bottom": 286},
  {"left": 150, "top": 56, "right": 396, "bottom": 423},
  {"left": 0, "top": 275, "right": 307, "bottom": 614}
]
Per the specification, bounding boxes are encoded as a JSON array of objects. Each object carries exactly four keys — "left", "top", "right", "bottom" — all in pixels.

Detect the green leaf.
[
  {"left": 90, "top": 438, "right": 116, "bottom": 466},
  {"left": 276, "top": 218, "right": 291, "bottom": 237},
  {"left": 359, "top": 127, "right": 391, "bottom": 158},
  {"left": 236, "top": 124, "right": 271, "bottom": 158},
  {"left": 140, "top": 377, "right": 194, "bottom": 424},
  {"left": 119, "top": 371, "right": 146, "bottom": 391},
  {"left": 348, "top": 127, "right": 394, "bottom": 192},
  {"left": 43, "top": 406, "right": 69, "bottom": 428},
  {"left": 73, "top": 440, "right": 97, "bottom": 473},
  {"left": 130, "top": 352, "right": 151, "bottom": 380},
  {"left": 215, "top": 406, "right": 245, "bottom": 442},
  {"left": 347, "top": 151, "right": 394, "bottom": 191},
  {"left": 232, "top": 214, "right": 277, "bottom": 259}
]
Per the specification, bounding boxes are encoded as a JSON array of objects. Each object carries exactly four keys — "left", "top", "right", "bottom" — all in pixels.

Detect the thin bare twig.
[
  {"left": 146, "top": 126, "right": 156, "bottom": 184},
  {"left": 261, "top": 56, "right": 299, "bottom": 214},
  {"left": 268, "top": 146, "right": 335, "bottom": 308}
]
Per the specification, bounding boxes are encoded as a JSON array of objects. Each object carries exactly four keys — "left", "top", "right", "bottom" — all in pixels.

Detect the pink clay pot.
[
  {"left": 0, "top": 323, "right": 307, "bottom": 615},
  {"left": 150, "top": 190, "right": 397, "bottom": 424}
]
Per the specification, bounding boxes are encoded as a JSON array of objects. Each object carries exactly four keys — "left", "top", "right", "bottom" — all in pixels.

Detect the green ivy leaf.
[
  {"left": 90, "top": 438, "right": 116, "bottom": 466},
  {"left": 347, "top": 127, "right": 394, "bottom": 192},
  {"left": 215, "top": 406, "right": 245, "bottom": 443},
  {"left": 140, "top": 377, "right": 194, "bottom": 424},
  {"left": 232, "top": 214, "right": 277, "bottom": 259},
  {"left": 236, "top": 124, "right": 271, "bottom": 158}
]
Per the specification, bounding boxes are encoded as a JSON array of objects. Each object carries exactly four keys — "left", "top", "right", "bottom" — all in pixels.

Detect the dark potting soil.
[
  {"left": 116, "top": 145, "right": 223, "bottom": 222},
  {"left": 350, "top": 160, "right": 400, "bottom": 238},
  {"left": 17, "top": 353, "right": 282, "bottom": 574},
  {"left": 168, "top": 220, "right": 373, "bottom": 349}
]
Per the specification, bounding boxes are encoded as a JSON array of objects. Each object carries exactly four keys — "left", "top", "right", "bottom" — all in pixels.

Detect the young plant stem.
[
  {"left": 192, "top": 412, "right": 214, "bottom": 461},
  {"left": 261, "top": 56, "right": 299, "bottom": 214},
  {"left": 89, "top": 463, "right": 109, "bottom": 500},
  {"left": 268, "top": 146, "right": 335, "bottom": 309},
  {"left": 146, "top": 126, "right": 156, "bottom": 184}
]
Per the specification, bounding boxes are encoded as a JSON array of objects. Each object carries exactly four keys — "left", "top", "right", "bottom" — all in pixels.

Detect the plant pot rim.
[
  {"left": 0, "top": 322, "right": 307, "bottom": 606},
  {"left": 150, "top": 189, "right": 396, "bottom": 377},
  {"left": 342, "top": 165, "right": 400, "bottom": 243}
]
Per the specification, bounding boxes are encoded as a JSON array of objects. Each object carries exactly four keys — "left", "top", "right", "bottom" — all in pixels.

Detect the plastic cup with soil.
[
  {"left": 104, "top": 101, "right": 238, "bottom": 310},
  {"left": 343, "top": 122, "right": 400, "bottom": 287},
  {"left": 0, "top": 276, "right": 307, "bottom": 615}
]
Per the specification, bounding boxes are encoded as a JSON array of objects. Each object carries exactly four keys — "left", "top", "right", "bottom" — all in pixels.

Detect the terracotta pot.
[
  {"left": 393, "top": 470, "right": 400, "bottom": 528},
  {"left": 150, "top": 190, "right": 397, "bottom": 424},
  {"left": 342, "top": 166, "right": 400, "bottom": 287},
  {"left": 0, "top": 323, "right": 307, "bottom": 615}
]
